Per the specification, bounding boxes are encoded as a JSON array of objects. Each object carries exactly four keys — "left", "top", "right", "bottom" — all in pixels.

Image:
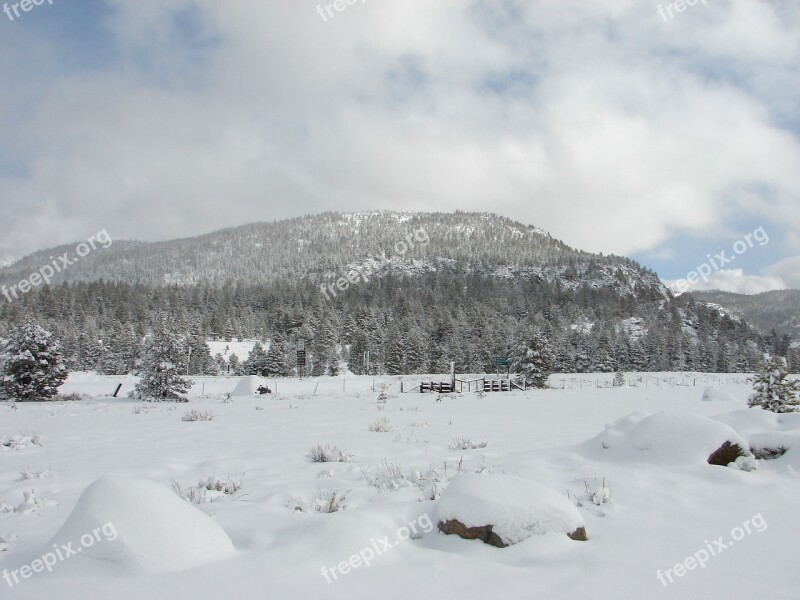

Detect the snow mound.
[
  {"left": 701, "top": 388, "right": 739, "bottom": 402},
  {"left": 232, "top": 375, "right": 267, "bottom": 396},
  {"left": 577, "top": 411, "right": 749, "bottom": 466},
  {"left": 714, "top": 409, "right": 800, "bottom": 470},
  {"left": 436, "top": 473, "right": 586, "bottom": 546},
  {"left": 49, "top": 477, "right": 236, "bottom": 574}
]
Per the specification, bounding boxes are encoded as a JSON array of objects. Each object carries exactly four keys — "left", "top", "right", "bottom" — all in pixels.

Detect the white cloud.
[
  {"left": 765, "top": 255, "right": 800, "bottom": 289},
  {"left": 665, "top": 268, "right": 788, "bottom": 295},
  {"left": 0, "top": 0, "right": 798, "bottom": 263}
]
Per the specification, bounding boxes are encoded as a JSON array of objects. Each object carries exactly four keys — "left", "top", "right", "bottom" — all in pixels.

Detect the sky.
[{"left": 0, "top": 0, "right": 798, "bottom": 293}]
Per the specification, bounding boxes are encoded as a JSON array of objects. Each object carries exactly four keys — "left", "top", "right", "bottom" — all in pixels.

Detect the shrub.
[
  {"left": 309, "top": 444, "right": 353, "bottom": 463},
  {"left": 182, "top": 409, "right": 215, "bottom": 422},
  {"left": 368, "top": 417, "right": 391, "bottom": 432},
  {"left": 448, "top": 437, "right": 488, "bottom": 450}
]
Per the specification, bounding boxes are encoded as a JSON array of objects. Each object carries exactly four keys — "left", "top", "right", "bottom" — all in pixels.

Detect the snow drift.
[
  {"left": 577, "top": 411, "right": 751, "bottom": 466},
  {"left": 232, "top": 375, "right": 268, "bottom": 396},
  {"left": 436, "top": 473, "right": 586, "bottom": 547},
  {"left": 48, "top": 477, "right": 236, "bottom": 574},
  {"left": 701, "top": 388, "right": 739, "bottom": 402}
]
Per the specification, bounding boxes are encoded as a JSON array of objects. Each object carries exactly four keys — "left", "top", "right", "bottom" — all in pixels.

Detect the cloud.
[
  {"left": 765, "top": 255, "right": 800, "bottom": 289},
  {"left": 665, "top": 268, "right": 788, "bottom": 295},
  {"left": 0, "top": 0, "right": 798, "bottom": 265}
]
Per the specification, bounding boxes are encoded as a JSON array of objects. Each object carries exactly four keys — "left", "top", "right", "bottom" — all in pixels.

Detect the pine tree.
[
  {"left": 348, "top": 332, "right": 369, "bottom": 375},
  {"left": 130, "top": 321, "right": 192, "bottom": 402},
  {"left": 326, "top": 347, "right": 340, "bottom": 376},
  {"left": 265, "top": 334, "right": 289, "bottom": 377},
  {"left": 0, "top": 320, "right": 68, "bottom": 401},
  {"left": 747, "top": 357, "right": 800, "bottom": 413},
  {"left": 384, "top": 326, "right": 405, "bottom": 375},
  {"left": 228, "top": 352, "right": 244, "bottom": 375},
  {"left": 511, "top": 329, "right": 553, "bottom": 389},
  {"left": 243, "top": 342, "right": 268, "bottom": 376},
  {"left": 187, "top": 335, "right": 216, "bottom": 375}
]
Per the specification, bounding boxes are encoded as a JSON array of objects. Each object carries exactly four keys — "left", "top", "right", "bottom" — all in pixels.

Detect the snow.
[
  {"left": 436, "top": 473, "right": 585, "bottom": 545},
  {"left": 0, "top": 372, "right": 798, "bottom": 599},
  {"left": 578, "top": 411, "right": 748, "bottom": 465},
  {"left": 701, "top": 387, "right": 739, "bottom": 402},
  {"left": 231, "top": 375, "right": 268, "bottom": 396},
  {"left": 206, "top": 340, "right": 258, "bottom": 363},
  {"left": 47, "top": 476, "right": 236, "bottom": 574}
]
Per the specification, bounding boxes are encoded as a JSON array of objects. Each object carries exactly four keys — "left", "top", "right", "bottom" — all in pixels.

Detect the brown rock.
[
  {"left": 707, "top": 441, "right": 746, "bottom": 466},
  {"left": 568, "top": 526, "right": 588, "bottom": 541},
  {"left": 439, "top": 519, "right": 588, "bottom": 546},
  {"left": 438, "top": 519, "right": 507, "bottom": 548}
]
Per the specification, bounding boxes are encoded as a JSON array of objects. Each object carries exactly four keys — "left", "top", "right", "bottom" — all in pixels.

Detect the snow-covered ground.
[{"left": 1, "top": 372, "right": 798, "bottom": 599}]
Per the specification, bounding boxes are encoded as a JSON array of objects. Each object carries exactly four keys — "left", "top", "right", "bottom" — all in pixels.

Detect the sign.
[
  {"left": 297, "top": 350, "right": 306, "bottom": 366},
  {"left": 495, "top": 356, "right": 510, "bottom": 366}
]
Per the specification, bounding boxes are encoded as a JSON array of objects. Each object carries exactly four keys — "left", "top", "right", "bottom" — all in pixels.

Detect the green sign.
[{"left": 495, "top": 356, "right": 510, "bottom": 366}]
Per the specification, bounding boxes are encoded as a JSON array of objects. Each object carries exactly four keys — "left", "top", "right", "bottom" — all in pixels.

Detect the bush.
[
  {"left": 368, "top": 417, "right": 391, "bottom": 432},
  {"left": 448, "top": 437, "right": 488, "bottom": 450},
  {"left": 308, "top": 444, "right": 353, "bottom": 463},
  {"left": 171, "top": 474, "right": 244, "bottom": 504},
  {"left": 182, "top": 409, "right": 215, "bottom": 422}
]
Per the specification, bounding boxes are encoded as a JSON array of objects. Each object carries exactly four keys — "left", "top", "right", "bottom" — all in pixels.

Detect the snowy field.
[{"left": 1, "top": 372, "right": 799, "bottom": 599}]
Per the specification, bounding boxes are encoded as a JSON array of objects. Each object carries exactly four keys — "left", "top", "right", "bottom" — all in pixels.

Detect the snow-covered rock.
[
  {"left": 578, "top": 411, "right": 751, "bottom": 466},
  {"left": 48, "top": 477, "right": 236, "bottom": 574},
  {"left": 701, "top": 388, "right": 739, "bottom": 402},
  {"left": 436, "top": 473, "right": 586, "bottom": 547}
]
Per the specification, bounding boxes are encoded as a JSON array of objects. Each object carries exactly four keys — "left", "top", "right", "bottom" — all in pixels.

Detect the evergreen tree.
[
  {"left": 348, "top": 332, "right": 369, "bottom": 375},
  {"left": 243, "top": 342, "right": 268, "bottom": 376},
  {"left": 228, "top": 352, "right": 244, "bottom": 375},
  {"left": 265, "top": 334, "right": 290, "bottom": 377},
  {"left": 747, "top": 357, "right": 800, "bottom": 413},
  {"left": 326, "top": 346, "right": 340, "bottom": 376},
  {"left": 511, "top": 329, "right": 553, "bottom": 388},
  {"left": 0, "top": 320, "right": 68, "bottom": 401},
  {"left": 384, "top": 326, "right": 405, "bottom": 375},
  {"left": 187, "top": 335, "right": 216, "bottom": 375},
  {"left": 130, "top": 321, "right": 192, "bottom": 402}
]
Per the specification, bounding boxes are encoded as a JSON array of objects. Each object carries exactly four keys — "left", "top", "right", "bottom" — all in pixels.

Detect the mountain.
[
  {"left": 690, "top": 290, "right": 800, "bottom": 339},
  {"left": 0, "top": 212, "right": 776, "bottom": 375},
  {"left": 0, "top": 211, "right": 663, "bottom": 292}
]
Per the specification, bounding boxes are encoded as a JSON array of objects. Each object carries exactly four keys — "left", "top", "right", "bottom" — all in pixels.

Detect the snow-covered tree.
[
  {"left": 130, "top": 321, "right": 192, "bottom": 402},
  {"left": 0, "top": 320, "right": 68, "bottom": 401},
  {"left": 228, "top": 352, "right": 243, "bottom": 375},
  {"left": 511, "top": 329, "right": 553, "bottom": 389},
  {"left": 264, "top": 334, "right": 289, "bottom": 377},
  {"left": 748, "top": 357, "right": 800, "bottom": 413},
  {"left": 242, "top": 342, "right": 268, "bottom": 376},
  {"left": 186, "top": 335, "right": 216, "bottom": 375}
]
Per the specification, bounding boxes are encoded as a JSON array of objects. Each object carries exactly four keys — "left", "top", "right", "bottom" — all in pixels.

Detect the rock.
[
  {"left": 707, "top": 440, "right": 747, "bottom": 466},
  {"left": 436, "top": 473, "right": 587, "bottom": 547}
]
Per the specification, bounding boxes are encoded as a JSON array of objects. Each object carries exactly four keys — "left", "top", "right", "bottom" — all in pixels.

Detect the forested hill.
[
  {"left": 0, "top": 212, "right": 661, "bottom": 291},
  {"left": 689, "top": 290, "right": 800, "bottom": 341},
  {"left": 0, "top": 212, "right": 789, "bottom": 375}
]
